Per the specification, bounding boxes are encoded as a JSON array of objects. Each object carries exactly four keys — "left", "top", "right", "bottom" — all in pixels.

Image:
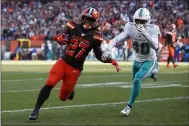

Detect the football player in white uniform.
[{"left": 102, "top": 8, "right": 160, "bottom": 116}]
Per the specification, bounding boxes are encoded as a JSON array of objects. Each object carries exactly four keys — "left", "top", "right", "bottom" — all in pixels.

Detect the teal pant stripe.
[{"left": 141, "top": 61, "right": 155, "bottom": 80}]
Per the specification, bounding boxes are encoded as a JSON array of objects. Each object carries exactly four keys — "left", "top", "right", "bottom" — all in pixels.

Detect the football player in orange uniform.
[
  {"left": 165, "top": 24, "right": 178, "bottom": 68},
  {"left": 29, "top": 7, "right": 120, "bottom": 120}
]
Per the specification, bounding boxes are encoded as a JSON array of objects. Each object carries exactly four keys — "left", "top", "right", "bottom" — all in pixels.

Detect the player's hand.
[
  {"left": 136, "top": 24, "right": 146, "bottom": 32},
  {"left": 53, "top": 33, "right": 68, "bottom": 45},
  {"left": 136, "top": 25, "right": 149, "bottom": 39},
  {"left": 101, "top": 48, "right": 111, "bottom": 61},
  {"left": 111, "top": 59, "right": 121, "bottom": 72}
]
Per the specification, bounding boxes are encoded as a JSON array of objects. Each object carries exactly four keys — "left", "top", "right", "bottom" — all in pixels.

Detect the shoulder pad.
[
  {"left": 147, "top": 24, "right": 159, "bottom": 29},
  {"left": 153, "top": 24, "right": 160, "bottom": 30},
  {"left": 93, "top": 32, "right": 104, "bottom": 42},
  {"left": 147, "top": 24, "right": 154, "bottom": 27},
  {"left": 128, "top": 22, "right": 135, "bottom": 26},
  {"left": 66, "top": 20, "right": 76, "bottom": 30},
  {"left": 147, "top": 24, "right": 161, "bottom": 35},
  {"left": 124, "top": 22, "right": 135, "bottom": 31}
]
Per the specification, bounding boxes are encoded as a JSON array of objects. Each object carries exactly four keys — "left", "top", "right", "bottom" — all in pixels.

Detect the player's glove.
[
  {"left": 111, "top": 59, "right": 121, "bottom": 72},
  {"left": 136, "top": 25, "right": 158, "bottom": 51},
  {"left": 101, "top": 48, "right": 111, "bottom": 61},
  {"left": 136, "top": 24, "right": 146, "bottom": 33},
  {"left": 53, "top": 33, "right": 68, "bottom": 45}
]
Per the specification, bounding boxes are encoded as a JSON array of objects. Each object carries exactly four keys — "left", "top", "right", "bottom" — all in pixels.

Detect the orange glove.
[
  {"left": 53, "top": 33, "right": 68, "bottom": 45},
  {"left": 111, "top": 59, "right": 121, "bottom": 72}
]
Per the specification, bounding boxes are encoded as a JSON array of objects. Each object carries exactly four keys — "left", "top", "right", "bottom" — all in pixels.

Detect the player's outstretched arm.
[
  {"left": 108, "top": 31, "right": 128, "bottom": 50},
  {"left": 141, "top": 32, "right": 158, "bottom": 51},
  {"left": 102, "top": 23, "right": 130, "bottom": 60},
  {"left": 137, "top": 25, "right": 159, "bottom": 51},
  {"left": 93, "top": 45, "right": 121, "bottom": 72}
]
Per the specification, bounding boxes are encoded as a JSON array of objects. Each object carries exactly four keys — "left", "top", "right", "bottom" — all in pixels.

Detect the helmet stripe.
[
  {"left": 89, "top": 8, "right": 93, "bottom": 15},
  {"left": 139, "top": 8, "right": 143, "bottom": 17}
]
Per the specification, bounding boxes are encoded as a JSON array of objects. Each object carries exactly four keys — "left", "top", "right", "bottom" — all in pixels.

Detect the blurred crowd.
[
  {"left": 1, "top": 0, "right": 189, "bottom": 41},
  {"left": 1, "top": 0, "right": 189, "bottom": 61}
]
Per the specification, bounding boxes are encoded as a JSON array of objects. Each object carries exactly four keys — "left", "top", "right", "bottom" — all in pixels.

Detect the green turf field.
[{"left": 1, "top": 61, "right": 189, "bottom": 125}]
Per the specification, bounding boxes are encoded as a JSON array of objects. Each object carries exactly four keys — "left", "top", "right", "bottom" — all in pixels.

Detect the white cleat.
[{"left": 120, "top": 106, "right": 131, "bottom": 116}]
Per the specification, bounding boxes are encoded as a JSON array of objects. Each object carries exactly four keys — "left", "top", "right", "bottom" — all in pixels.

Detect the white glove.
[
  {"left": 136, "top": 24, "right": 146, "bottom": 32},
  {"left": 101, "top": 49, "right": 112, "bottom": 61}
]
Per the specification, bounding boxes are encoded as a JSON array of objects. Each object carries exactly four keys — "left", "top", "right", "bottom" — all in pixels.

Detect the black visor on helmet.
[
  {"left": 82, "top": 16, "right": 96, "bottom": 24},
  {"left": 135, "top": 19, "right": 147, "bottom": 24}
]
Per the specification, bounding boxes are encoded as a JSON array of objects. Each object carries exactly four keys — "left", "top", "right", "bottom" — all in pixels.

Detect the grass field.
[{"left": 1, "top": 61, "right": 189, "bottom": 125}]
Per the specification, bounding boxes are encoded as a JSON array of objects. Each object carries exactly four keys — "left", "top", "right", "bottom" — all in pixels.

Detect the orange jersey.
[{"left": 61, "top": 20, "right": 104, "bottom": 70}]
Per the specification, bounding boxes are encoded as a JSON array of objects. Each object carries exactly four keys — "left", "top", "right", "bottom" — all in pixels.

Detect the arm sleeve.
[
  {"left": 141, "top": 25, "right": 160, "bottom": 51},
  {"left": 141, "top": 32, "right": 159, "bottom": 51},
  {"left": 150, "top": 34, "right": 159, "bottom": 50},
  {"left": 108, "top": 23, "right": 129, "bottom": 50},
  {"left": 150, "top": 25, "right": 160, "bottom": 50}
]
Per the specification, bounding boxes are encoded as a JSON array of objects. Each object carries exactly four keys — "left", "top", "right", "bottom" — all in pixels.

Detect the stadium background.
[
  {"left": 1, "top": 0, "right": 189, "bottom": 62},
  {"left": 1, "top": 0, "right": 189, "bottom": 125}
]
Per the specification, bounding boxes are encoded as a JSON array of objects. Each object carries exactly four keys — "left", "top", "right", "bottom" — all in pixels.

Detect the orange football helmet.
[{"left": 81, "top": 7, "right": 99, "bottom": 30}]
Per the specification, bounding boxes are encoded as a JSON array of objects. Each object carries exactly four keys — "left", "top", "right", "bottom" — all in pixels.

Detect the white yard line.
[
  {"left": 2, "top": 78, "right": 45, "bottom": 82},
  {"left": 120, "top": 84, "right": 189, "bottom": 88},
  {"left": 2, "top": 82, "right": 129, "bottom": 93},
  {"left": 141, "top": 84, "right": 189, "bottom": 88},
  {"left": 2, "top": 80, "right": 189, "bottom": 93},
  {"left": 2, "top": 72, "right": 188, "bottom": 82},
  {"left": 1, "top": 75, "right": 128, "bottom": 82},
  {"left": 1, "top": 96, "right": 188, "bottom": 113},
  {"left": 161, "top": 72, "right": 189, "bottom": 74}
]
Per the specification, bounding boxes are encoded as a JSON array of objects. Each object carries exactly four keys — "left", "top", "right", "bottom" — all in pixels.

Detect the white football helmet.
[{"left": 133, "top": 8, "right": 151, "bottom": 31}]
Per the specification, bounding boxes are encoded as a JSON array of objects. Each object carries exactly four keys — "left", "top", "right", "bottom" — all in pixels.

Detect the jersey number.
[
  {"left": 66, "top": 39, "right": 89, "bottom": 59},
  {"left": 133, "top": 42, "right": 150, "bottom": 55}
]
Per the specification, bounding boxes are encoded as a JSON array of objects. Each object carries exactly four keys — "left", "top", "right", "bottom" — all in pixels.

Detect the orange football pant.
[
  {"left": 46, "top": 58, "right": 81, "bottom": 101},
  {"left": 168, "top": 45, "right": 175, "bottom": 57}
]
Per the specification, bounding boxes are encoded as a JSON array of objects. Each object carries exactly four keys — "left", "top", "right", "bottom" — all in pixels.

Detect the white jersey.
[{"left": 109, "top": 22, "right": 160, "bottom": 62}]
